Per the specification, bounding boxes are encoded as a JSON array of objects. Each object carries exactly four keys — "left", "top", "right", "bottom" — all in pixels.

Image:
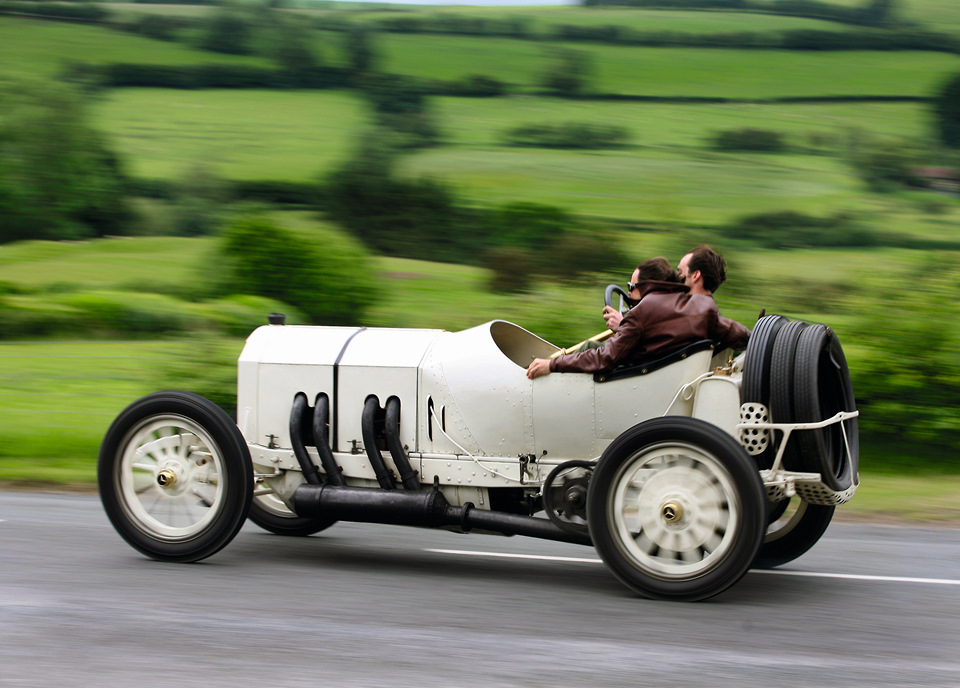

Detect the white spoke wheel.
[
  {"left": 98, "top": 391, "right": 252, "bottom": 562},
  {"left": 754, "top": 497, "right": 835, "bottom": 569},
  {"left": 587, "top": 418, "right": 765, "bottom": 601}
]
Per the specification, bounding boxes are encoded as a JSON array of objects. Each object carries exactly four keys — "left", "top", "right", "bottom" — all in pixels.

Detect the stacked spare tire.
[{"left": 742, "top": 314, "right": 860, "bottom": 569}]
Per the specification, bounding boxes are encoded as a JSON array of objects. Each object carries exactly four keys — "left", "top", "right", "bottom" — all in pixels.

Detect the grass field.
[
  {"left": 0, "top": 17, "right": 270, "bottom": 80},
  {"left": 0, "top": 236, "right": 216, "bottom": 291},
  {"left": 325, "top": 6, "right": 852, "bottom": 33},
  {"left": 2, "top": 2, "right": 960, "bottom": 506},
  {"left": 376, "top": 34, "right": 960, "bottom": 98},
  {"left": 92, "top": 89, "right": 369, "bottom": 181}
]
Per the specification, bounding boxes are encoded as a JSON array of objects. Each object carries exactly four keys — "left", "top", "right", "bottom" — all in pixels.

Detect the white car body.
[{"left": 238, "top": 320, "right": 741, "bottom": 506}]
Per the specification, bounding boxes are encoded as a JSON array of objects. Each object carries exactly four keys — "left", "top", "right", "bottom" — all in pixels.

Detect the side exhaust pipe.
[
  {"left": 312, "top": 394, "right": 344, "bottom": 487},
  {"left": 362, "top": 396, "right": 397, "bottom": 490},
  {"left": 292, "top": 484, "right": 592, "bottom": 547},
  {"left": 385, "top": 397, "right": 420, "bottom": 490}
]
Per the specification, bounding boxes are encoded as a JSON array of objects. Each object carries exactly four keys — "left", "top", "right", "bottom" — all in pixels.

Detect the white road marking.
[
  {"left": 424, "top": 548, "right": 960, "bottom": 586},
  {"left": 427, "top": 548, "right": 603, "bottom": 564}
]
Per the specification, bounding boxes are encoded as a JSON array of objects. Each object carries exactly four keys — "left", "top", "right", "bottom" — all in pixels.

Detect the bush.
[
  {"left": 933, "top": 73, "right": 960, "bottom": 149},
  {"left": 324, "top": 132, "right": 482, "bottom": 261},
  {"left": 848, "top": 138, "right": 919, "bottom": 191},
  {"left": 483, "top": 203, "right": 627, "bottom": 290},
  {"left": 211, "top": 214, "right": 377, "bottom": 325},
  {"left": 503, "top": 122, "right": 631, "bottom": 149},
  {"left": 710, "top": 128, "right": 787, "bottom": 153},
  {"left": 484, "top": 245, "right": 536, "bottom": 293},
  {"left": 723, "top": 211, "right": 878, "bottom": 249},
  {"left": 539, "top": 49, "right": 594, "bottom": 97},
  {"left": 199, "top": 9, "right": 255, "bottom": 55},
  {"left": 359, "top": 74, "right": 440, "bottom": 147},
  {"left": 441, "top": 74, "right": 507, "bottom": 97},
  {"left": 0, "top": 80, "right": 133, "bottom": 244}
]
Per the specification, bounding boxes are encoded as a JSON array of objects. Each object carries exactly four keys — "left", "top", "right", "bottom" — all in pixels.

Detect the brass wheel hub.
[
  {"left": 661, "top": 500, "right": 684, "bottom": 523},
  {"left": 156, "top": 469, "right": 178, "bottom": 489}
]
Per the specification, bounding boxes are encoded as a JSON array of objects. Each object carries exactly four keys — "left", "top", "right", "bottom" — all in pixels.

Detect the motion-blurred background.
[{"left": 0, "top": 0, "right": 957, "bottom": 518}]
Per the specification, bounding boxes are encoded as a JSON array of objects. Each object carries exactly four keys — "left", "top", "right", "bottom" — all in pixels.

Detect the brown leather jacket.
[{"left": 550, "top": 281, "right": 751, "bottom": 374}]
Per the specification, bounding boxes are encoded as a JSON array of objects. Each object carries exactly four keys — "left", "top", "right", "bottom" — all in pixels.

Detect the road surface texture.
[{"left": 1, "top": 491, "right": 958, "bottom": 687}]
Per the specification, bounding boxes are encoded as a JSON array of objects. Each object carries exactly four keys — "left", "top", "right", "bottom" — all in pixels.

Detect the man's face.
[
  {"left": 627, "top": 268, "right": 641, "bottom": 299},
  {"left": 677, "top": 254, "right": 694, "bottom": 288}
]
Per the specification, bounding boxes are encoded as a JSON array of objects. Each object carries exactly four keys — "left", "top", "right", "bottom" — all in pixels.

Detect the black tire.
[
  {"left": 769, "top": 320, "right": 808, "bottom": 471},
  {"left": 742, "top": 314, "right": 788, "bottom": 407},
  {"left": 587, "top": 417, "right": 766, "bottom": 601},
  {"left": 793, "top": 324, "right": 859, "bottom": 491},
  {"left": 754, "top": 498, "right": 835, "bottom": 569},
  {"left": 98, "top": 391, "right": 253, "bottom": 563},
  {"left": 248, "top": 493, "right": 337, "bottom": 536}
]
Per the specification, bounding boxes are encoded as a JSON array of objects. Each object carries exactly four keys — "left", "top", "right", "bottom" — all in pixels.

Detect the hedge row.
[
  {"left": 0, "top": 291, "right": 300, "bottom": 339},
  {"left": 581, "top": 0, "right": 898, "bottom": 28},
  {"left": 0, "top": 1, "right": 107, "bottom": 21},
  {"left": 551, "top": 26, "right": 960, "bottom": 54},
  {"left": 65, "top": 63, "right": 352, "bottom": 90}
]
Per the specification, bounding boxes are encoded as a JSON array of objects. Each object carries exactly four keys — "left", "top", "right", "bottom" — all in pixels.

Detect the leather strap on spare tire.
[
  {"left": 792, "top": 324, "right": 859, "bottom": 492},
  {"left": 742, "top": 314, "right": 787, "bottom": 468}
]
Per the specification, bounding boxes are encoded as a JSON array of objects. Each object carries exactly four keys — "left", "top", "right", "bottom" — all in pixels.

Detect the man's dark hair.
[
  {"left": 686, "top": 245, "right": 727, "bottom": 293},
  {"left": 635, "top": 256, "right": 680, "bottom": 283}
]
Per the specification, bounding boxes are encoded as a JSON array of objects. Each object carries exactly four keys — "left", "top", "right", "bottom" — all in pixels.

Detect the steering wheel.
[{"left": 604, "top": 284, "right": 631, "bottom": 314}]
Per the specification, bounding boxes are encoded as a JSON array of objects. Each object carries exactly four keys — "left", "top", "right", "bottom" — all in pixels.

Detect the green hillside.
[{"left": 1, "top": 0, "right": 959, "bottom": 486}]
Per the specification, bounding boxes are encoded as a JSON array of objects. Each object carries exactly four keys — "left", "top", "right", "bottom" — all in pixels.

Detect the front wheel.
[
  {"left": 587, "top": 417, "right": 766, "bottom": 601},
  {"left": 98, "top": 391, "right": 253, "bottom": 562}
]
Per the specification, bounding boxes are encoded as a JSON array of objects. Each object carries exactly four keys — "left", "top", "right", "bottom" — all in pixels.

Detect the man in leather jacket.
[{"left": 526, "top": 256, "right": 750, "bottom": 379}]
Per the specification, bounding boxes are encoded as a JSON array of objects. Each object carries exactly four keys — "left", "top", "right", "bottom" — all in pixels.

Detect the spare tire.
[
  {"left": 769, "top": 320, "right": 809, "bottom": 471},
  {"left": 742, "top": 314, "right": 787, "bottom": 468},
  {"left": 742, "top": 314, "right": 788, "bottom": 406},
  {"left": 792, "top": 324, "right": 859, "bottom": 491}
]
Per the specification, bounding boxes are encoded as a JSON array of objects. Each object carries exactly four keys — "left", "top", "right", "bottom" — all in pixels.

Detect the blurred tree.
[
  {"left": 171, "top": 164, "right": 229, "bottom": 237},
  {"left": 359, "top": 74, "right": 440, "bottom": 147},
  {"left": 484, "top": 202, "right": 626, "bottom": 291},
  {"left": 323, "top": 131, "right": 473, "bottom": 260},
  {"left": 344, "top": 25, "right": 379, "bottom": 78},
  {"left": 933, "top": 73, "right": 960, "bottom": 148},
  {"left": 200, "top": 8, "right": 254, "bottom": 55},
  {"left": 848, "top": 138, "right": 918, "bottom": 192},
  {"left": 856, "top": 0, "right": 899, "bottom": 26},
  {"left": 539, "top": 48, "right": 594, "bottom": 97},
  {"left": 0, "top": 80, "right": 132, "bottom": 244},
  {"left": 271, "top": 18, "right": 322, "bottom": 77},
  {"left": 211, "top": 213, "right": 376, "bottom": 325},
  {"left": 710, "top": 128, "right": 787, "bottom": 153}
]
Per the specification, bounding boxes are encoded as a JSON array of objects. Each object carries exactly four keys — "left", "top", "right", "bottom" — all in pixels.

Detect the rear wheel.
[
  {"left": 793, "top": 325, "right": 859, "bottom": 491},
  {"left": 98, "top": 391, "right": 252, "bottom": 562},
  {"left": 755, "top": 497, "right": 835, "bottom": 569},
  {"left": 248, "top": 490, "right": 337, "bottom": 536},
  {"left": 587, "top": 418, "right": 766, "bottom": 601}
]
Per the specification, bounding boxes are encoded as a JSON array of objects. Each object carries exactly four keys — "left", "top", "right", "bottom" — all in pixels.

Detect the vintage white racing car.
[{"left": 98, "top": 292, "right": 859, "bottom": 601}]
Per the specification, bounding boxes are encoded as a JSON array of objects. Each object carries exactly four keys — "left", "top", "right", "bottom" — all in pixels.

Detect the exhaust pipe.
[
  {"left": 362, "top": 396, "right": 397, "bottom": 490},
  {"left": 385, "top": 397, "right": 420, "bottom": 490},
  {"left": 312, "top": 394, "right": 344, "bottom": 487},
  {"left": 290, "top": 393, "right": 322, "bottom": 485},
  {"left": 292, "top": 484, "right": 592, "bottom": 547}
]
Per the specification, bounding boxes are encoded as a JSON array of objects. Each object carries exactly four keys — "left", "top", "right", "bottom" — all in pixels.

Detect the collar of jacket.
[{"left": 634, "top": 280, "right": 690, "bottom": 302}]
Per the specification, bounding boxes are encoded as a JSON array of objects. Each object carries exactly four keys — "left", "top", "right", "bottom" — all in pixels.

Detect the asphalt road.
[{"left": 1, "top": 491, "right": 958, "bottom": 688}]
